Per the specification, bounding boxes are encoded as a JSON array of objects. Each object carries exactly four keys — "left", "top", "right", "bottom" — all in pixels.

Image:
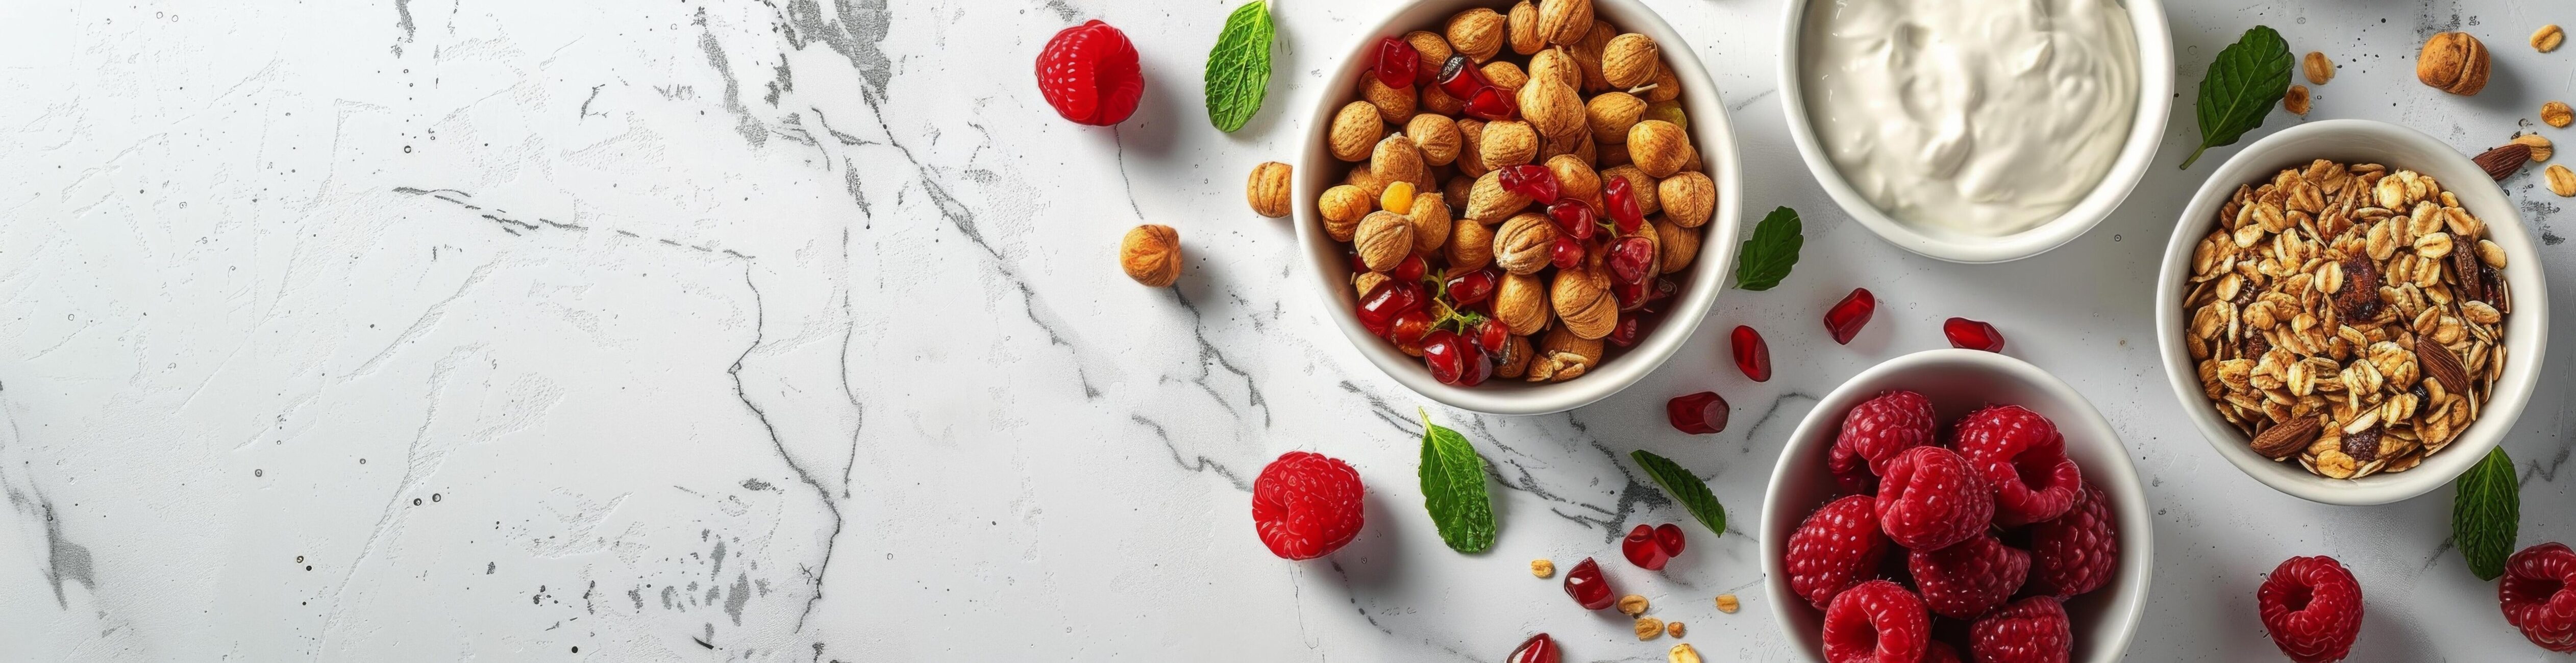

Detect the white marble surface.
[{"left": 1, "top": 0, "right": 2571, "bottom": 660}]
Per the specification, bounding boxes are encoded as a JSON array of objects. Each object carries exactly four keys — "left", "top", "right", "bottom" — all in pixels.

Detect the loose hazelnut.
[
  {"left": 1535, "top": 0, "right": 1592, "bottom": 46},
  {"left": 1547, "top": 154, "right": 1602, "bottom": 202},
  {"left": 1408, "top": 192, "right": 1453, "bottom": 253},
  {"left": 1329, "top": 101, "right": 1382, "bottom": 162},
  {"left": 1372, "top": 135, "right": 1428, "bottom": 190},
  {"left": 1552, "top": 267, "right": 1617, "bottom": 339},
  {"left": 1601, "top": 33, "right": 1660, "bottom": 89},
  {"left": 1467, "top": 169, "right": 1535, "bottom": 222},
  {"left": 1644, "top": 63, "right": 1681, "bottom": 103},
  {"left": 2284, "top": 85, "right": 2311, "bottom": 115},
  {"left": 1449, "top": 215, "right": 1495, "bottom": 271},
  {"left": 1447, "top": 8, "right": 1506, "bottom": 62},
  {"left": 1246, "top": 161, "right": 1293, "bottom": 218},
  {"left": 1587, "top": 91, "right": 1646, "bottom": 145},
  {"left": 1119, "top": 225, "right": 1181, "bottom": 287},
  {"left": 1419, "top": 83, "right": 1465, "bottom": 116},
  {"left": 2416, "top": 31, "right": 2490, "bottom": 95},
  {"left": 1493, "top": 213, "right": 1558, "bottom": 275},
  {"left": 1320, "top": 185, "right": 1373, "bottom": 241},
  {"left": 1528, "top": 47, "right": 1581, "bottom": 91},
  {"left": 1355, "top": 211, "right": 1415, "bottom": 272},
  {"left": 1456, "top": 119, "right": 1490, "bottom": 176},
  {"left": 2303, "top": 51, "right": 2335, "bottom": 84},
  {"left": 1407, "top": 115, "right": 1463, "bottom": 167},
  {"left": 1518, "top": 76, "right": 1586, "bottom": 140},
  {"left": 1573, "top": 22, "right": 1614, "bottom": 93},
  {"left": 1481, "top": 61, "right": 1530, "bottom": 95},
  {"left": 1628, "top": 120, "right": 1690, "bottom": 178},
  {"left": 1657, "top": 170, "right": 1715, "bottom": 228},
  {"left": 1480, "top": 119, "right": 1540, "bottom": 169},
  {"left": 1507, "top": 1, "right": 1546, "bottom": 55},
  {"left": 1615, "top": 594, "right": 1650, "bottom": 616},
  {"left": 1495, "top": 272, "right": 1550, "bottom": 335},
  {"left": 1346, "top": 164, "right": 1387, "bottom": 200},
  {"left": 1360, "top": 73, "right": 1417, "bottom": 124},
  {"left": 1403, "top": 31, "right": 1453, "bottom": 79},
  {"left": 1657, "top": 217, "right": 1701, "bottom": 274},
  {"left": 1444, "top": 174, "right": 1477, "bottom": 210}
]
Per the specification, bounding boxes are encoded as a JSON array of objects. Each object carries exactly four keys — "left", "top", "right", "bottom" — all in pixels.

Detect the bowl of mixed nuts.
[
  {"left": 2154, "top": 119, "right": 2550, "bottom": 505},
  {"left": 1289, "top": 0, "right": 1741, "bottom": 415}
]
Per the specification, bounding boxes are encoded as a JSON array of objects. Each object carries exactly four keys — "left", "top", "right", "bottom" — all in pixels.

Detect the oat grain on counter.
[
  {"left": 2548, "top": 164, "right": 2576, "bottom": 197},
  {"left": 2542, "top": 101, "right": 2573, "bottom": 128},
  {"left": 1714, "top": 593, "right": 1739, "bottom": 613},
  {"left": 2512, "top": 134, "right": 2553, "bottom": 162},
  {"left": 1633, "top": 616, "right": 1664, "bottom": 640},
  {"left": 1616, "top": 594, "right": 1649, "bottom": 616},
  {"left": 2536, "top": 24, "right": 2566, "bottom": 53},
  {"left": 1529, "top": 558, "right": 1555, "bottom": 578}
]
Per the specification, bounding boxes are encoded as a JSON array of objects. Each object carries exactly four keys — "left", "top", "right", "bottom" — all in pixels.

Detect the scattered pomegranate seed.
[
  {"left": 1731, "top": 325, "right": 1772, "bottom": 382},
  {"left": 1434, "top": 54, "right": 1487, "bottom": 100},
  {"left": 1355, "top": 280, "right": 1423, "bottom": 337},
  {"left": 1607, "top": 314, "right": 1646, "bottom": 347},
  {"left": 1497, "top": 164, "right": 1561, "bottom": 202},
  {"left": 1824, "top": 288, "right": 1877, "bottom": 345},
  {"left": 1550, "top": 236, "right": 1585, "bottom": 270},
  {"left": 1943, "top": 317, "right": 2005, "bottom": 352},
  {"left": 1423, "top": 329, "right": 1491, "bottom": 386},
  {"left": 1603, "top": 177, "right": 1644, "bottom": 231},
  {"left": 1475, "top": 318, "right": 1510, "bottom": 355},
  {"left": 1546, "top": 199, "right": 1598, "bottom": 239},
  {"left": 1640, "top": 277, "right": 1678, "bottom": 314},
  {"left": 1667, "top": 391, "right": 1729, "bottom": 434},
  {"left": 1374, "top": 37, "right": 1418, "bottom": 90},
  {"left": 1393, "top": 253, "right": 1428, "bottom": 282},
  {"left": 1614, "top": 279, "right": 1650, "bottom": 312},
  {"left": 1656, "top": 523, "right": 1687, "bottom": 555},
  {"left": 1463, "top": 86, "right": 1516, "bottom": 120},
  {"left": 1608, "top": 236, "right": 1655, "bottom": 284},
  {"left": 1507, "top": 633, "right": 1562, "bottom": 663},
  {"left": 1622, "top": 523, "right": 1689, "bottom": 571},
  {"left": 1563, "top": 557, "right": 1616, "bottom": 609}
]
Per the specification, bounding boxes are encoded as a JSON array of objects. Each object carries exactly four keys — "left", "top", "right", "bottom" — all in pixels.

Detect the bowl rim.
[
  {"left": 1757, "top": 349, "right": 2154, "bottom": 662},
  {"left": 1774, "top": 0, "right": 2174, "bottom": 264},
  {"left": 1287, "top": 0, "right": 1745, "bottom": 415},
  {"left": 2149, "top": 118, "right": 2550, "bottom": 505}
]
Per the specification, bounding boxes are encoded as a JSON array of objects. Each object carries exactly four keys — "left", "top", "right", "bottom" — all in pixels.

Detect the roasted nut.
[
  {"left": 1406, "top": 115, "right": 1462, "bottom": 167},
  {"left": 1408, "top": 192, "right": 1452, "bottom": 253},
  {"left": 1587, "top": 91, "right": 1646, "bottom": 145},
  {"left": 2474, "top": 143, "right": 2532, "bottom": 181},
  {"left": 1665, "top": 621, "right": 1685, "bottom": 638},
  {"left": 2303, "top": 52, "right": 2335, "bottom": 84},
  {"left": 1361, "top": 74, "right": 1417, "bottom": 124},
  {"left": 1246, "top": 162, "right": 1292, "bottom": 218},
  {"left": 1529, "top": 558, "right": 1555, "bottom": 578},
  {"left": 1573, "top": 21, "right": 1614, "bottom": 93},
  {"left": 1355, "top": 211, "right": 1415, "bottom": 272},
  {"left": 1119, "top": 225, "right": 1181, "bottom": 287},
  {"left": 1493, "top": 213, "right": 1557, "bottom": 276},
  {"left": 1329, "top": 101, "right": 1382, "bottom": 162},
  {"left": 1658, "top": 218, "right": 1701, "bottom": 274},
  {"left": 2284, "top": 85, "right": 2311, "bottom": 115},
  {"left": 1536, "top": 0, "right": 1592, "bottom": 46},
  {"left": 1404, "top": 31, "right": 1453, "bottom": 79},
  {"left": 1715, "top": 594, "right": 1740, "bottom": 613},
  {"left": 1467, "top": 169, "right": 1535, "bottom": 222},
  {"left": 1616, "top": 594, "right": 1650, "bottom": 616},
  {"left": 1508, "top": 1, "right": 1546, "bottom": 55},
  {"left": 1373, "top": 135, "right": 1430, "bottom": 192},
  {"left": 1495, "top": 271, "right": 1550, "bottom": 334},
  {"left": 1644, "top": 62, "right": 1681, "bottom": 103},
  {"left": 1519, "top": 76, "right": 1586, "bottom": 140},
  {"left": 1528, "top": 47, "right": 1581, "bottom": 91},
  {"left": 1547, "top": 154, "right": 1602, "bottom": 201},
  {"left": 1320, "top": 185, "right": 1372, "bottom": 241},
  {"left": 1345, "top": 164, "right": 1388, "bottom": 201},
  {"left": 2544, "top": 101, "right": 2574, "bottom": 128},
  {"left": 2550, "top": 164, "right": 2576, "bottom": 197},
  {"left": 2513, "top": 133, "right": 2553, "bottom": 162},
  {"left": 1445, "top": 174, "right": 1476, "bottom": 210},
  {"left": 2537, "top": 24, "right": 2566, "bottom": 53},
  {"left": 1553, "top": 267, "right": 1617, "bottom": 339},
  {"left": 2251, "top": 415, "right": 2319, "bottom": 458},
  {"left": 1628, "top": 119, "right": 1690, "bottom": 178},
  {"left": 1447, "top": 8, "right": 1506, "bottom": 62},
  {"left": 1481, "top": 119, "right": 1540, "bottom": 169},
  {"left": 1449, "top": 215, "right": 1495, "bottom": 270},
  {"left": 1482, "top": 61, "right": 1531, "bottom": 94},
  {"left": 1633, "top": 617, "right": 1665, "bottom": 640},
  {"left": 1668, "top": 644, "right": 1702, "bottom": 663},
  {"left": 1658, "top": 170, "right": 1715, "bottom": 228},
  {"left": 1456, "top": 119, "right": 1490, "bottom": 177},
  {"left": 1602, "top": 33, "right": 1661, "bottom": 89},
  {"left": 1352, "top": 272, "right": 1389, "bottom": 298},
  {"left": 1603, "top": 164, "right": 1660, "bottom": 215},
  {"left": 1420, "top": 81, "right": 1465, "bottom": 115},
  {"left": 2417, "top": 31, "right": 2491, "bottom": 95},
  {"left": 1496, "top": 335, "right": 1535, "bottom": 378}
]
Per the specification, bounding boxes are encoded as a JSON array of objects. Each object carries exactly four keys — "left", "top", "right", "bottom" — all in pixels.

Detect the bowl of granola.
[{"left": 2154, "top": 119, "right": 2549, "bottom": 505}]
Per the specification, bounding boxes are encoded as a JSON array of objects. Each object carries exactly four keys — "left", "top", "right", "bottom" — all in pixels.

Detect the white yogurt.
[{"left": 1800, "top": 0, "right": 2139, "bottom": 237}]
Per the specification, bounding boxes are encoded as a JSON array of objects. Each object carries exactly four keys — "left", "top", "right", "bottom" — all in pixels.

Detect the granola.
[{"left": 2184, "top": 160, "right": 2510, "bottom": 479}]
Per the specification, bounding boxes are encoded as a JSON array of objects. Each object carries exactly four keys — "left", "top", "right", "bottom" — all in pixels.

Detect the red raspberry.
[
  {"left": 1788, "top": 495, "right": 1893, "bottom": 609},
  {"left": 1969, "top": 596, "right": 2071, "bottom": 663},
  {"left": 1953, "top": 405, "right": 2083, "bottom": 526},
  {"left": 1822, "top": 580, "right": 1929, "bottom": 663},
  {"left": 1034, "top": 20, "right": 1144, "bottom": 126},
  {"left": 1923, "top": 641, "right": 1964, "bottom": 663},
  {"left": 2029, "top": 482, "right": 2118, "bottom": 598},
  {"left": 2258, "top": 555, "right": 2364, "bottom": 663},
  {"left": 1250, "top": 451, "right": 1364, "bottom": 560},
  {"left": 1830, "top": 391, "right": 1936, "bottom": 495},
  {"left": 1909, "top": 533, "right": 2030, "bottom": 619},
  {"left": 2499, "top": 542, "right": 2576, "bottom": 652},
  {"left": 1876, "top": 446, "right": 1994, "bottom": 551}
]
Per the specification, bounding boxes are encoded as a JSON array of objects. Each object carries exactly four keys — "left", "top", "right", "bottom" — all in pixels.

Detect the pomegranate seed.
[
  {"left": 1446, "top": 269, "right": 1498, "bottom": 306},
  {"left": 1393, "top": 253, "right": 1428, "bottom": 282},
  {"left": 1607, "top": 312, "right": 1655, "bottom": 347},
  {"left": 1824, "top": 288, "right": 1877, "bottom": 345},
  {"left": 1614, "top": 279, "right": 1650, "bottom": 312},
  {"left": 1422, "top": 330, "right": 1463, "bottom": 384},
  {"left": 1608, "top": 236, "right": 1656, "bottom": 285},
  {"left": 1654, "top": 523, "right": 1687, "bottom": 556},
  {"left": 1434, "top": 54, "right": 1488, "bottom": 100},
  {"left": 1943, "top": 317, "right": 2006, "bottom": 352},
  {"left": 1355, "top": 281, "right": 1422, "bottom": 336},
  {"left": 1549, "top": 236, "right": 1585, "bottom": 270},
  {"left": 1507, "top": 634, "right": 1562, "bottom": 663},
  {"left": 1730, "top": 326, "right": 1771, "bottom": 382},
  {"left": 1563, "top": 557, "right": 1616, "bottom": 609},
  {"left": 1374, "top": 38, "right": 1418, "bottom": 90},
  {"left": 1497, "top": 164, "right": 1559, "bottom": 202},
  {"left": 1462, "top": 86, "right": 1516, "bottom": 120},
  {"left": 1640, "top": 277, "right": 1678, "bottom": 313},
  {"left": 1622, "top": 524, "right": 1672, "bottom": 570},
  {"left": 1390, "top": 309, "right": 1434, "bottom": 354},
  {"left": 1603, "top": 177, "right": 1644, "bottom": 231},
  {"left": 1667, "top": 391, "right": 1728, "bottom": 434},
  {"left": 1475, "top": 318, "right": 1510, "bottom": 355},
  {"left": 1545, "top": 198, "right": 1598, "bottom": 239},
  {"left": 1347, "top": 250, "right": 1368, "bottom": 274}
]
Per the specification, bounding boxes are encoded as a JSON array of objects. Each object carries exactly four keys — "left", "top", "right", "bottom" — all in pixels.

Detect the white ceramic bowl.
[
  {"left": 1291, "top": 0, "right": 1743, "bottom": 415},
  {"left": 1775, "top": 0, "right": 2173, "bottom": 263},
  {"left": 1760, "top": 350, "right": 2153, "bottom": 661},
  {"left": 2151, "top": 119, "right": 2549, "bottom": 505}
]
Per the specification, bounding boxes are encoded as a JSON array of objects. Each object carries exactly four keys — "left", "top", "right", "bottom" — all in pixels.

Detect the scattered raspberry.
[
  {"left": 2258, "top": 555, "right": 2364, "bottom": 663},
  {"left": 1953, "top": 405, "right": 2083, "bottom": 526},
  {"left": 1034, "top": 20, "right": 1144, "bottom": 126},
  {"left": 1876, "top": 446, "right": 1995, "bottom": 551},
  {"left": 1822, "top": 580, "right": 1929, "bottom": 663},
  {"left": 2500, "top": 542, "right": 2576, "bottom": 652},
  {"left": 2029, "top": 482, "right": 2118, "bottom": 598},
  {"left": 1788, "top": 495, "right": 1892, "bottom": 609},
  {"left": 1969, "top": 596, "right": 2071, "bottom": 663},
  {"left": 1250, "top": 451, "right": 1364, "bottom": 560},
  {"left": 1830, "top": 391, "right": 1937, "bottom": 494},
  {"left": 1909, "top": 533, "right": 2031, "bottom": 619},
  {"left": 1922, "top": 641, "right": 1964, "bottom": 663}
]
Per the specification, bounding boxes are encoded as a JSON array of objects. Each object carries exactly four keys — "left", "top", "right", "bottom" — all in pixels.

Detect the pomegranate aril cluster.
[{"left": 1621, "top": 523, "right": 1688, "bottom": 571}]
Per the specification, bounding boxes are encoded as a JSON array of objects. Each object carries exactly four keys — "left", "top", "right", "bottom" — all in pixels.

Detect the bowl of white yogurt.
[{"left": 1779, "top": 0, "right": 2173, "bottom": 263}]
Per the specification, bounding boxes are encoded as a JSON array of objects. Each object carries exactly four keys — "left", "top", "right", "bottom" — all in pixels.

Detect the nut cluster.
[{"left": 2183, "top": 160, "right": 2512, "bottom": 479}]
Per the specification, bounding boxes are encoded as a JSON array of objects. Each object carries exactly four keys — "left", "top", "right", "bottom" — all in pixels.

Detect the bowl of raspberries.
[{"left": 1760, "top": 349, "right": 2153, "bottom": 662}]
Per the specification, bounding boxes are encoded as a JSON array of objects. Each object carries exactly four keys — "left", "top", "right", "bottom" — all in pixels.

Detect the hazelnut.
[
  {"left": 1633, "top": 617, "right": 1665, "bottom": 640},
  {"left": 1408, "top": 192, "right": 1453, "bottom": 253},
  {"left": 1657, "top": 217, "right": 1701, "bottom": 274},
  {"left": 1406, "top": 115, "right": 1463, "bottom": 167},
  {"left": 1495, "top": 335, "right": 1535, "bottom": 378},
  {"left": 1329, "top": 101, "right": 1382, "bottom": 162},
  {"left": 1480, "top": 119, "right": 1540, "bottom": 169},
  {"left": 1541, "top": 325, "right": 1602, "bottom": 365},
  {"left": 1403, "top": 31, "right": 1453, "bottom": 79},
  {"left": 1444, "top": 174, "right": 1477, "bottom": 210},
  {"left": 2284, "top": 85, "right": 2310, "bottom": 115},
  {"left": 1547, "top": 154, "right": 1602, "bottom": 202},
  {"left": 1354, "top": 211, "right": 1416, "bottom": 272},
  {"left": 1628, "top": 119, "right": 1690, "bottom": 178},
  {"left": 1419, "top": 83, "right": 1465, "bottom": 116},
  {"left": 1372, "top": 134, "right": 1428, "bottom": 190},
  {"left": 2544, "top": 101, "right": 2574, "bottom": 129},
  {"left": 2416, "top": 31, "right": 2490, "bottom": 95},
  {"left": 1449, "top": 215, "right": 1495, "bottom": 271},
  {"left": 1493, "top": 213, "right": 1558, "bottom": 276},
  {"left": 1346, "top": 164, "right": 1387, "bottom": 199},
  {"left": 1246, "top": 161, "right": 1292, "bottom": 218},
  {"left": 1360, "top": 73, "right": 1417, "bottom": 124},
  {"left": 1456, "top": 119, "right": 1490, "bottom": 176},
  {"left": 1587, "top": 91, "right": 1646, "bottom": 145},
  {"left": 1528, "top": 558, "right": 1555, "bottom": 578},
  {"left": 1447, "top": 8, "right": 1506, "bottom": 62},
  {"left": 1601, "top": 33, "right": 1661, "bottom": 89},
  {"left": 1495, "top": 272, "right": 1551, "bottom": 335},
  {"left": 1603, "top": 164, "right": 1660, "bottom": 215},
  {"left": 1467, "top": 169, "right": 1535, "bottom": 222},
  {"left": 1319, "top": 185, "right": 1373, "bottom": 241},
  {"left": 1518, "top": 76, "right": 1586, "bottom": 140},
  {"left": 1538, "top": 129, "right": 1588, "bottom": 165},
  {"left": 1535, "top": 0, "right": 1592, "bottom": 46},
  {"left": 1615, "top": 594, "right": 1650, "bottom": 616},
  {"left": 2303, "top": 52, "right": 2335, "bottom": 84},
  {"left": 1657, "top": 170, "right": 1715, "bottom": 228},
  {"left": 1352, "top": 272, "right": 1389, "bottom": 298},
  {"left": 1528, "top": 47, "right": 1581, "bottom": 91},
  {"left": 1481, "top": 61, "right": 1530, "bottom": 95},
  {"left": 1573, "top": 22, "right": 1614, "bottom": 93},
  {"left": 1552, "top": 267, "right": 1617, "bottom": 339},
  {"left": 1644, "top": 63, "right": 1681, "bottom": 103},
  {"left": 1507, "top": 1, "right": 1546, "bottom": 55},
  {"left": 1119, "top": 225, "right": 1181, "bottom": 287}
]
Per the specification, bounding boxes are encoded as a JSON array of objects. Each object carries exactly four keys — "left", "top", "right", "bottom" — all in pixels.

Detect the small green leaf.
[
  {"left": 1419, "top": 409, "right": 1497, "bottom": 553},
  {"left": 1629, "top": 450, "right": 1724, "bottom": 536},
  {"left": 2181, "top": 26, "right": 2293, "bottom": 169},
  {"left": 1203, "top": 2, "right": 1275, "bottom": 133},
  {"left": 1732, "top": 206, "right": 1803, "bottom": 291},
  {"left": 2454, "top": 446, "right": 2519, "bottom": 580}
]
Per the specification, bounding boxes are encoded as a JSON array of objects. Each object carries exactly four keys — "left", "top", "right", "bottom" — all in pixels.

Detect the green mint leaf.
[
  {"left": 1203, "top": 2, "right": 1274, "bottom": 133},
  {"left": 2181, "top": 26, "right": 2293, "bottom": 169},
  {"left": 2454, "top": 446, "right": 2519, "bottom": 581},
  {"left": 1732, "top": 206, "right": 1803, "bottom": 291},
  {"left": 1629, "top": 450, "right": 1725, "bottom": 536},
  {"left": 1418, "top": 410, "right": 1497, "bottom": 553}
]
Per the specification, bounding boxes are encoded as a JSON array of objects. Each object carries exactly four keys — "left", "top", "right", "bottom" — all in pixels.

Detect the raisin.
[{"left": 2333, "top": 255, "right": 2382, "bottom": 321}]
